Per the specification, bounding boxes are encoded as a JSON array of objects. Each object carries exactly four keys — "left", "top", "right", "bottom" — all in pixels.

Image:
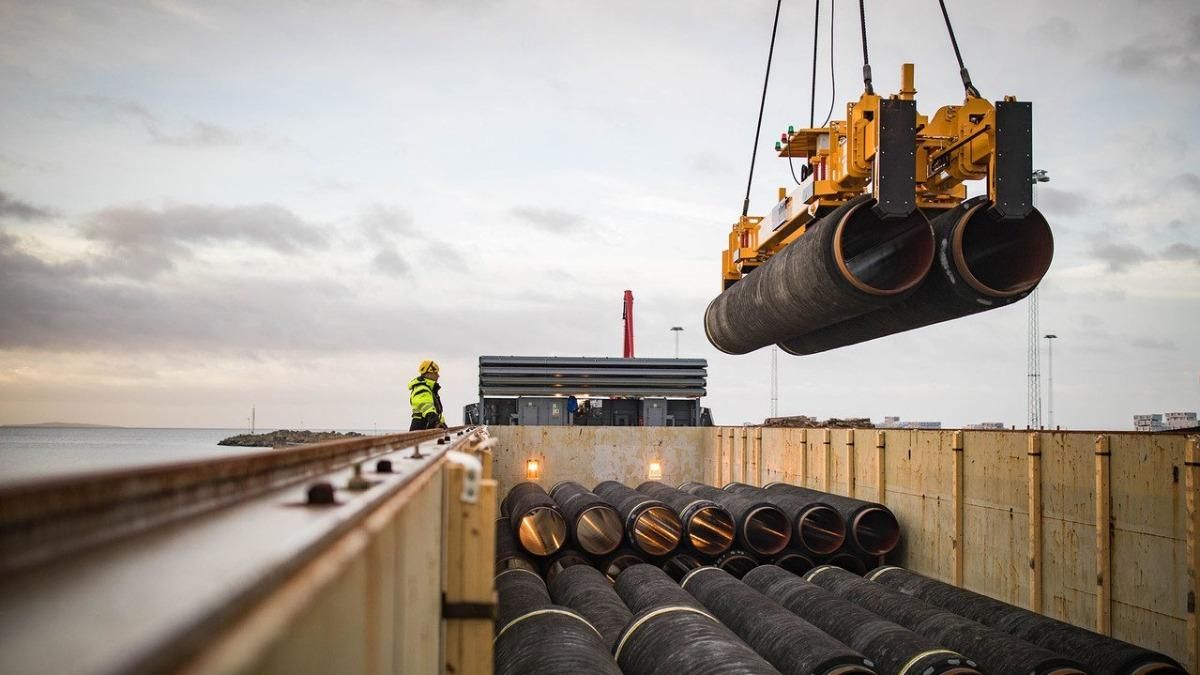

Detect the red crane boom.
[{"left": 622, "top": 290, "right": 635, "bottom": 358}]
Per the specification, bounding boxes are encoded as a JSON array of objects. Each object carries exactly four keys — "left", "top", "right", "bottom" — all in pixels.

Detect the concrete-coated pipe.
[
  {"left": 768, "top": 549, "right": 816, "bottom": 577},
  {"left": 705, "top": 195, "right": 934, "bottom": 355},
  {"left": 713, "top": 549, "right": 760, "bottom": 579},
  {"left": 679, "top": 482, "right": 791, "bottom": 556},
  {"left": 597, "top": 548, "right": 646, "bottom": 582},
  {"left": 681, "top": 566, "right": 875, "bottom": 675},
  {"left": 495, "top": 567, "right": 552, "bottom": 632},
  {"left": 614, "top": 564, "right": 780, "bottom": 675},
  {"left": 807, "top": 565, "right": 1085, "bottom": 675},
  {"left": 868, "top": 566, "right": 1186, "bottom": 675},
  {"left": 637, "top": 481, "right": 735, "bottom": 556},
  {"left": 495, "top": 516, "right": 540, "bottom": 575},
  {"left": 544, "top": 548, "right": 590, "bottom": 585},
  {"left": 501, "top": 482, "right": 568, "bottom": 556},
  {"left": 763, "top": 482, "right": 899, "bottom": 556},
  {"left": 744, "top": 565, "right": 980, "bottom": 675},
  {"left": 725, "top": 482, "right": 847, "bottom": 555},
  {"left": 548, "top": 481, "right": 624, "bottom": 556},
  {"left": 660, "top": 552, "right": 705, "bottom": 581},
  {"left": 548, "top": 564, "right": 633, "bottom": 651},
  {"left": 779, "top": 197, "right": 1053, "bottom": 355},
  {"left": 495, "top": 604, "right": 621, "bottom": 675},
  {"left": 594, "top": 480, "right": 683, "bottom": 557}
]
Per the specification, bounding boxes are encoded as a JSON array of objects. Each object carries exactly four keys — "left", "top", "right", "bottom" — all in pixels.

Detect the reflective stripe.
[{"left": 614, "top": 605, "right": 717, "bottom": 662}]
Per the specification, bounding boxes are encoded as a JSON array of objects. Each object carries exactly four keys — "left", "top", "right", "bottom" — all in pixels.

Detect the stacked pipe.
[
  {"left": 637, "top": 481, "right": 736, "bottom": 556},
  {"left": 778, "top": 197, "right": 1054, "bottom": 355},
  {"left": 594, "top": 480, "right": 684, "bottom": 557},
  {"left": 705, "top": 195, "right": 936, "bottom": 355},
  {"left": 544, "top": 548, "right": 590, "bottom": 584},
  {"left": 613, "top": 564, "right": 780, "bottom": 674},
  {"left": 723, "top": 482, "right": 846, "bottom": 556},
  {"left": 597, "top": 548, "right": 646, "bottom": 582},
  {"left": 548, "top": 481, "right": 624, "bottom": 556},
  {"left": 679, "top": 482, "right": 791, "bottom": 556},
  {"left": 493, "top": 566, "right": 622, "bottom": 675},
  {"left": 807, "top": 565, "right": 1086, "bottom": 674},
  {"left": 714, "top": 549, "right": 760, "bottom": 579},
  {"left": 743, "top": 565, "right": 981, "bottom": 675},
  {"left": 501, "top": 481, "right": 568, "bottom": 556},
  {"left": 680, "top": 566, "right": 876, "bottom": 675},
  {"left": 659, "top": 552, "right": 704, "bottom": 581},
  {"left": 868, "top": 566, "right": 1187, "bottom": 675},
  {"left": 495, "top": 516, "right": 539, "bottom": 575},
  {"left": 761, "top": 482, "right": 900, "bottom": 557},
  {"left": 547, "top": 563, "right": 633, "bottom": 651}
]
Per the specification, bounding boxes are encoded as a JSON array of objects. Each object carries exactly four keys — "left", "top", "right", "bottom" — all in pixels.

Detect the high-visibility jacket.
[{"left": 409, "top": 376, "right": 444, "bottom": 427}]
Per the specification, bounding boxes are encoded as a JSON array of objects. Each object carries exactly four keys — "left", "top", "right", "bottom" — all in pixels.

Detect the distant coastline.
[{"left": 0, "top": 422, "right": 126, "bottom": 428}]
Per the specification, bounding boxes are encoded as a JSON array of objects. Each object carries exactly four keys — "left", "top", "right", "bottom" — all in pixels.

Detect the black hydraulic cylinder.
[
  {"left": 594, "top": 480, "right": 683, "bottom": 557},
  {"left": 495, "top": 516, "right": 539, "bottom": 575},
  {"left": 705, "top": 195, "right": 934, "bottom": 355},
  {"left": 637, "top": 481, "right": 736, "bottom": 555},
  {"left": 613, "top": 564, "right": 780, "bottom": 675},
  {"left": 495, "top": 604, "right": 622, "bottom": 675},
  {"left": 495, "top": 568, "right": 551, "bottom": 632},
  {"left": 807, "top": 565, "right": 1085, "bottom": 674},
  {"left": 763, "top": 482, "right": 899, "bottom": 555},
  {"left": 679, "top": 482, "right": 791, "bottom": 556},
  {"left": 548, "top": 481, "right": 624, "bottom": 556},
  {"left": 744, "top": 565, "right": 981, "bottom": 675},
  {"left": 778, "top": 197, "right": 1053, "bottom": 355},
  {"left": 501, "top": 482, "right": 567, "bottom": 556},
  {"left": 548, "top": 563, "right": 634, "bottom": 652},
  {"left": 681, "top": 566, "right": 875, "bottom": 675},
  {"left": 724, "top": 482, "right": 847, "bottom": 555},
  {"left": 868, "top": 566, "right": 1186, "bottom": 675}
]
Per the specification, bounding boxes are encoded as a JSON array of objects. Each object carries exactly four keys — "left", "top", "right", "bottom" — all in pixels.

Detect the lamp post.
[
  {"left": 670, "top": 326, "right": 684, "bottom": 358},
  {"left": 1044, "top": 334, "right": 1059, "bottom": 429}
]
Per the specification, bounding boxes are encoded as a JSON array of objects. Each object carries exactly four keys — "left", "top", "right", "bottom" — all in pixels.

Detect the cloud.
[
  {"left": 1037, "top": 187, "right": 1088, "bottom": 216},
  {"left": 1106, "top": 14, "right": 1200, "bottom": 79},
  {"left": 0, "top": 190, "right": 53, "bottom": 221},
  {"left": 1163, "top": 242, "right": 1200, "bottom": 264},
  {"left": 77, "top": 95, "right": 249, "bottom": 148},
  {"left": 1032, "top": 17, "right": 1079, "bottom": 44},
  {"left": 510, "top": 206, "right": 584, "bottom": 233},
  {"left": 1131, "top": 337, "right": 1177, "bottom": 351},
  {"left": 372, "top": 248, "right": 412, "bottom": 278},
  {"left": 81, "top": 203, "right": 327, "bottom": 279},
  {"left": 1175, "top": 172, "right": 1200, "bottom": 195},
  {"left": 1090, "top": 240, "right": 1150, "bottom": 272}
]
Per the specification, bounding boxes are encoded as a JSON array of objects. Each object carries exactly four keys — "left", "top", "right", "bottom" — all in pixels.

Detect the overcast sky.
[{"left": 0, "top": 0, "right": 1197, "bottom": 430}]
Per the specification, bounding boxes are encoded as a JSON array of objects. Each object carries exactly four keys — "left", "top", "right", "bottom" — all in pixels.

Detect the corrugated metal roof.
[{"left": 478, "top": 355, "right": 706, "bottom": 397}]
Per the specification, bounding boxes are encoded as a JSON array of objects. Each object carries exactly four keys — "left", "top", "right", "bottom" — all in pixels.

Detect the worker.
[{"left": 409, "top": 360, "right": 447, "bottom": 430}]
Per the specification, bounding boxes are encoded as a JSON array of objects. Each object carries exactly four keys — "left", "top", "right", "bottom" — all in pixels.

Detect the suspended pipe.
[
  {"left": 547, "top": 481, "right": 624, "bottom": 556},
  {"left": 594, "top": 480, "right": 684, "bottom": 557},
  {"left": 769, "top": 549, "right": 816, "bottom": 576},
  {"left": 714, "top": 549, "right": 760, "bottom": 579},
  {"left": 744, "top": 565, "right": 981, "bottom": 675},
  {"left": 779, "top": 197, "right": 1054, "bottom": 354},
  {"left": 495, "top": 567, "right": 552, "bottom": 632},
  {"left": 681, "top": 566, "right": 876, "bottom": 675},
  {"left": 548, "top": 563, "right": 634, "bottom": 651},
  {"left": 679, "top": 482, "right": 791, "bottom": 555},
  {"left": 868, "top": 566, "right": 1186, "bottom": 675},
  {"left": 494, "top": 604, "right": 622, "bottom": 675},
  {"left": 763, "top": 482, "right": 899, "bottom": 555},
  {"left": 544, "top": 548, "right": 590, "bottom": 585},
  {"left": 597, "top": 548, "right": 646, "bottom": 582},
  {"left": 637, "top": 481, "right": 735, "bottom": 555},
  {"left": 613, "top": 564, "right": 779, "bottom": 675},
  {"left": 725, "top": 482, "right": 847, "bottom": 555},
  {"left": 501, "top": 482, "right": 568, "bottom": 556},
  {"left": 705, "top": 195, "right": 935, "bottom": 354},
  {"left": 806, "top": 565, "right": 1085, "bottom": 675},
  {"left": 495, "top": 516, "right": 539, "bottom": 575},
  {"left": 660, "top": 552, "right": 705, "bottom": 581}
]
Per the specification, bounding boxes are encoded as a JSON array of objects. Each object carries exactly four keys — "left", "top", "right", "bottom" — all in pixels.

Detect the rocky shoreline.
[{"left": 218, "top": 429, "right": 366, "bottom": 447}]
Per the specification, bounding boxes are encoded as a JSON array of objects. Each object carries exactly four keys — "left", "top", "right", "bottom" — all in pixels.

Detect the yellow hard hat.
[{"left": 418, "top": 359, "right": 440, "bottom": 376}]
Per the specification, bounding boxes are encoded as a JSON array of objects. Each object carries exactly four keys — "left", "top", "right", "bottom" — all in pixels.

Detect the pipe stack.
[
  {"left": 868, "top": 566, "right": 1186, "bottom": 675},
  {"left": 549, "top": 481, "right": 624, "bottom": 556},
  {"left": 679, "top": 482, "right": 791, "bottom": 556},
  {"left": 807, "top": 565, "right": 1086, "bottom": 674},
  {"left": 637, "top": 481, "right": 735, "bottom": 556},
  {"left": 548, "top": 563, "right": 633, "bottom": 651},
  {"left": 594, "top": 480, "right": 684, "bottom": 557},
  {"left": 501, "top": 482, "right": 567, "bottom": 556},
  {"left": 761, "top": 482, "right": 900, "bottom": 563}
]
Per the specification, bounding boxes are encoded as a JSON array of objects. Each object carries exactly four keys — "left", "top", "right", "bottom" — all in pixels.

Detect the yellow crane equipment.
[{"left": 705, "top": 1, "right": 1053, "bottom": 356}]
